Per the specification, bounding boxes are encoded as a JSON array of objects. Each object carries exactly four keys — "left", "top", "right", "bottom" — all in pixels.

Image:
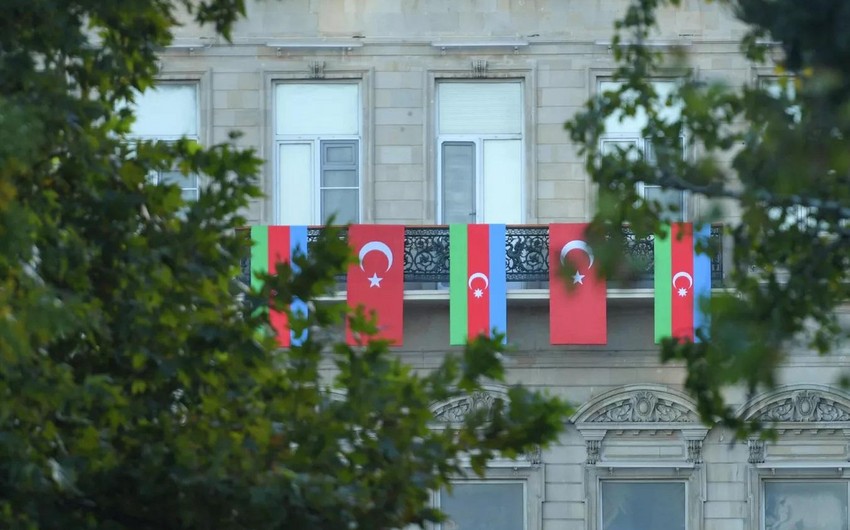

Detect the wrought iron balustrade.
[{"left": 239, "top": 225, "right": 724, "bottom": 287}]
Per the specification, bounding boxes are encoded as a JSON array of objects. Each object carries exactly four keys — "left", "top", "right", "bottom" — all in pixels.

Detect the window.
[
  {"left": 274, "top": 83, "right": 361, "bottom": 225},
  {"left": 436, "top": 81, "right": 523, "bottom": 224},
  {"left": 599, "top": 80, "right": 685, "bottom": 221},
  {"left": 762, "top": 481, "right": 849, "bottom": 530},
  {"left": 130, "top": 83, "right": 200, "bottom": 201},
  {"left": 601, "top": 481, "right": 686, "bottom": 530},
  {"left": 438, "top": 482, "right": 525, "bottom": 530}
]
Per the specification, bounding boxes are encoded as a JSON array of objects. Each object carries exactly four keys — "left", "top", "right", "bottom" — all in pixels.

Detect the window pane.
[
  {"left": 601, "top": 482, "right": 685, "bottom": 530},
  {"left": 441, "top": 142, "right": 475, "bottom": 223},
  {"left": 322, "top": 169, "right": 357, "bottom": 188},
  {"left": 600, "top": 80, "right": 681, "bottom": 134},
  {"left": 764, "top": 482, "right": 848, "bottom": 530},
  {"left": 644, "top": 186, "right": 684, "bottom": 221},
  {"left": 279, "top": 143, "right": 313, "bottom": 224},
  {"left": 322, "top": 188, "right": 358, "bottom": 224},
  {"left": 440, "top": 483, "right": 524, "bottom": 530},
  {"left": 159, "top": 170, "right": 196, "bottom": 190},
  {"left": 482, "top": 139, "right": 522, "bottom": 223},
  {"left": 276, "top": 84, "right": 359, "bottom": 135},
  {"left": 131, "top": 84, "right": 198, "bottom": 138},
  {"left": 438, "top": 82, "right": 522, "bottom": 135},
  {"left": 324, "top": 143, "right": 356, "bottom": 164},
  {"left": 602, "top": 140, "right": 639, "bottom": 159}
]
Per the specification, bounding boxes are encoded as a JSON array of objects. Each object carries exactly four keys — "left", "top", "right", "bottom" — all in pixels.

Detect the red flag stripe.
[
  {"left": 670, "top": 222, "right": 694, "bottom": 341},
  {"left": 467, "top": 224, "right": 491, "bottom": 340},
  {"left": 267, "top": 226, "right": 291, "bottom": 348}
]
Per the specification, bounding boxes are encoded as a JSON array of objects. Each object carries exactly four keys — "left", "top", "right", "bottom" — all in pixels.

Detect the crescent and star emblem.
[
  {"left": 559, "top": 240, "right": 594, "bottom": 285},
  {"left": 672, "top": 271, "right": 694, "bottom": 297},
  {"left": 468, "top": 272, "right": 490, "bottom": 299},
  {"left": 358, "top": 241, "right": 394, "bottom": 288}
]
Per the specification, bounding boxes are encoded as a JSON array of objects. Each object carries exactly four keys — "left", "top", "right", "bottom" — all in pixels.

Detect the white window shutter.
[
  {"left": 438, "top": 82, "right": 522, "bottom": 135},
  {"left": 276, "top": 84, "right": 359, "bottom": 136}
]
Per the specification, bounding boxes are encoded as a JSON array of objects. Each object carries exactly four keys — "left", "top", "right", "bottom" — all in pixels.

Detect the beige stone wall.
[{"left": 158, "top": 3, "right": 850, "bottom": 530}]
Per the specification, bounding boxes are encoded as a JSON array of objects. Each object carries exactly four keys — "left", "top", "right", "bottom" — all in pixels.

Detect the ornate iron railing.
[{"left": 239, "top": 225, "right": 724, "bottom": 286}]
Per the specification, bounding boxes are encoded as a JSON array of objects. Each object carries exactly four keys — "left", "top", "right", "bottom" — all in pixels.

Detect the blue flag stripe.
[
  {"left": 693, "top": 224, "right": 712, "bottom": 342},
  {"left": 488, "top": 224, "right": 507, "bottom": 343},
  {"left": 290, "top": 225, "right": 309, "bottom": 346}
]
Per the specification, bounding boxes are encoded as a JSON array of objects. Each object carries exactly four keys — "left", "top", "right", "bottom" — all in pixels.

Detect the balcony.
[{"left": 238, "top": 225, "right": 724, "bottom": 292}]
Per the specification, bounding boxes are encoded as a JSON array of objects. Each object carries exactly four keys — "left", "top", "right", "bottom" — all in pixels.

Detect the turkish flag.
[
  {"left": 549, "top": 223, "right": 607, "bottom": 344},
  {"left": 346, "top": 224, "right": 405, "bottom": 346}
]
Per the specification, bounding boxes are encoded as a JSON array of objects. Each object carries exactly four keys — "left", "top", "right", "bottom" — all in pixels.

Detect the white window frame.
[
  {"left": 272, "top": 82, "right": 363, "bottom": 225},
  {"left": 596, "top": 78, "right": 689, "bottom": 221},
  {"left": 749, "top": 468, "right": 850, "bottom": 530},
  {"left": 128, "top": 79, "right": 205, "bottom": 201},
  {"left": 587, "top": 467, "right": 700, "bottom": 530},
  {"left": 435, "top": 79, "right": 525, "bottom": 224},
  {"left": 598, "top": 477, "right": 690, "bottom": 530},
  {"left": 430, "top": 466, "right": 540, "bottom": 530}
]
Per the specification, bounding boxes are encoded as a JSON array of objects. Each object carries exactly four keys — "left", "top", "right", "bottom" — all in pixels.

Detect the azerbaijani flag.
[
  {"left": 449, "top": 224, "right": 507, "bottom": 345},
  {"left": 250, "top": 225, "right": 309, "bottom": 347},
  {"left": 654, "top": 222, "right": 711, "bottom": 343}
]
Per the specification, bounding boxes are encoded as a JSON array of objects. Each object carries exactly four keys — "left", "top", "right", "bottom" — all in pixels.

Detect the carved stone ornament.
[
  {"left": 748, "top": 439, "right": 765, "bottom": 464},
  {"left": 586, "top": 440, "right": 601, "bottom": 465},
  {"left": 432, "top": 391, "right": 502, "bottom": 424},
  {"left": 754, "top": 390, "right": 850, "bottom": 423},
  {"left": 687, "top": 439, "right": 703, "bottom": 464},
  {"left": 585, "top": 391, "right": 698, "bottom": 423}
]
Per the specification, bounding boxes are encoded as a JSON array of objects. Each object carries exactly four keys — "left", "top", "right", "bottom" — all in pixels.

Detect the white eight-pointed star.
[
  {"left": 368, "top": 273, "right": 383, "bottom": 288},
  {"left": 677, "top": 287, "right": 688, "bottom": 297},
  {"left": 473, "top": 288, "right": 484, "bottom": 298}
]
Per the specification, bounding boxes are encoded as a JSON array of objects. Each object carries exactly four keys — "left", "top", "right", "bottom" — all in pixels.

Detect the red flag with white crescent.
[
  {"left": 549, "top": 223, "right": 607, "bottom": 344},
  {"left": 346, "top": 224, "right": 405, "bottom": 346}
]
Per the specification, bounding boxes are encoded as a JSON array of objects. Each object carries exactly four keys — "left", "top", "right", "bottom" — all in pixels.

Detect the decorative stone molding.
[
  {"left": 431, "top": 387, "right": 540, "bottom": 468},
  {"left": 471, "top": 59, "right": 488, "bottom": 78},
  {"left": 308, "top": 60, "right": 325, "bottom": 79},
  {"left": 586, "top": 439, "right": 601, "bottom": 465},
  {"left": 572, "top": 385, "right": 708, "bottom": 466},
  {"left": 584, "top": 390, "right": 697, "bottom": 423},
  {"left": 687, "top": 439, "right": 703, "bottom": 464},
  {"left": 431, "top": 390, "right": 503, "bottom": 424},
  {"left": 737, "top": 385, "right": 850, "bottom": 429},
  {"left": 748, "top": 439, "right": 765, "bottom": 464}
]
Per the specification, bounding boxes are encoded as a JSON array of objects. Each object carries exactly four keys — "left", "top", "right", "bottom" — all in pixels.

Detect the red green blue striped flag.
[
  {"left": 654, "top": 222, "right": 711, "bottom": 343},
  {"left": 449, "top": 224, "right": 507, "bottom": 345},
  {"left": 250, "top": 225, "right": 309, "bottom": 347}
]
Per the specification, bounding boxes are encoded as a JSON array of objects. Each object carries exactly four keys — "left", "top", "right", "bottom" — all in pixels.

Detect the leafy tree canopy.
[
  {"left": 567, "top": 0, "right": 850, "bottom": 434},
  {"left": 0, "top": 1, "right": 568, "bottom": 528}
]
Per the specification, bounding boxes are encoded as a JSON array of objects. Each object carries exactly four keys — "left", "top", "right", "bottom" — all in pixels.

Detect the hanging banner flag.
[
  {"left": 548, "top": 223, "right": 607, "bottom": 344},
  {"left": 449, "top": 224, "right": 507, "bottom": 345},
  {"left": 250, "top": 225, "right": 308, "bottom": 347},
  {"left": 346, "top": 224, "right": 405, "bottom": 346},
  {"left": 654, "top": 222, "right": 711, "bottom": 343}
]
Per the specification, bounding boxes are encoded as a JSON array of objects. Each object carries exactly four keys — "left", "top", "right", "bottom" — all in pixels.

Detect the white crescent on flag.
[
  {"left": 468, "top": 272, "right": 489, "bottom": 290},
  {"left": 672, "top": 271, "right": 693, "bottom": 290},
  {"left": 672, "top": 271, "right": 694, "bottom": 297},
  {"left": 358, "top": 241, "right": 394, "bottom": 272},
  {"left": 560, "top": 240, "right": 594, "bottom": 268}
]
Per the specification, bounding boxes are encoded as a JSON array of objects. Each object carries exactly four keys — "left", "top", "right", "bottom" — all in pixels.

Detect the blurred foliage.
[
  {"left": 0, "top": 1, "right": 569, "bottom": 528},
  {"left": 566, "top": 0, "right": 850, "bottom": 435}
]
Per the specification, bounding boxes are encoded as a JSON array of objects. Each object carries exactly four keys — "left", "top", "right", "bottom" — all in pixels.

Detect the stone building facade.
[{"left": 145, "top": 1, "right": 850, "bottom": 529}]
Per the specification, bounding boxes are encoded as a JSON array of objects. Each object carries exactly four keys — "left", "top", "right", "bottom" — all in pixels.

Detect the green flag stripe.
[
  {"left": 449, "top": 224, "right": 468, "bottom": 345},
  {"left": 654, "top": 227, "right": 672, "bottom": 342},
  {"left": 250, "top": 225, "right": 268, "bottom": 292}
]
